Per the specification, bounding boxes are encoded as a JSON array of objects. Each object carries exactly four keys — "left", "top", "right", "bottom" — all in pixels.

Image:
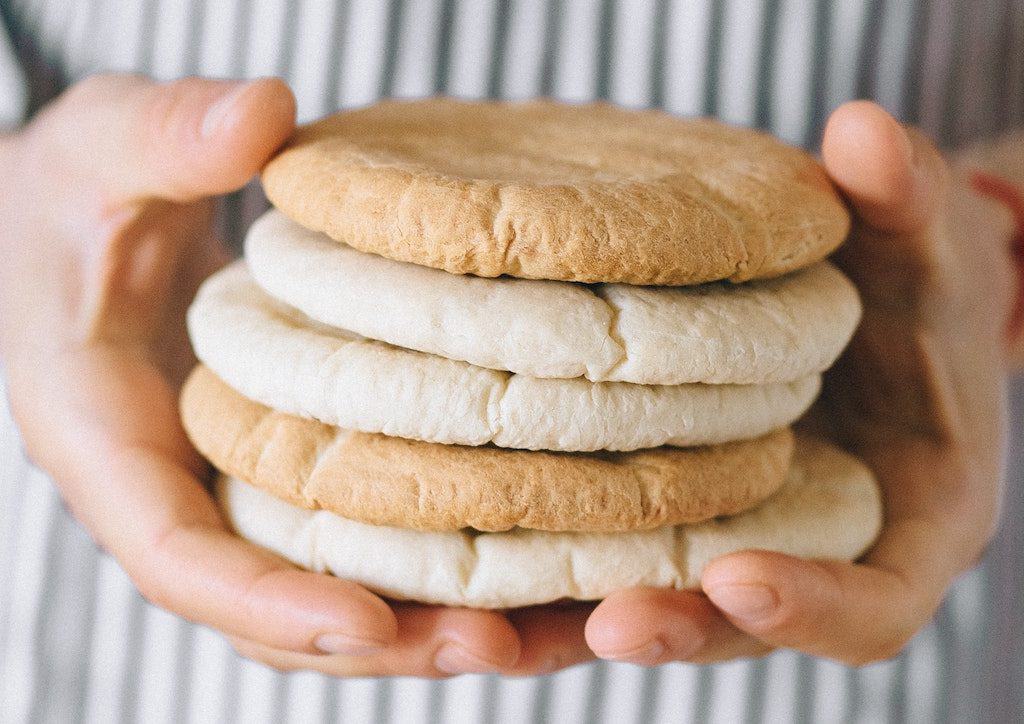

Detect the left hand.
[
  {"left": 0, "top": 74, "right": 595, "bottom": 678},
  {"left": 583, "top": 101, "right": 1017, "bottom": 667}
]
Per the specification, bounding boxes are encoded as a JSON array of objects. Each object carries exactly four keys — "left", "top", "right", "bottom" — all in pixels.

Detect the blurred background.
[{"left": 0, "top": 1, "right": 1021, "bottom": 722}]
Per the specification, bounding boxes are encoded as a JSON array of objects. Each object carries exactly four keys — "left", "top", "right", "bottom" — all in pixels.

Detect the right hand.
[
  {"left": 584, "top": 102, "right": 1015, "bottom": 668},
  {"left": 0, "top": 74, "right": 595, "bottom": 678}
]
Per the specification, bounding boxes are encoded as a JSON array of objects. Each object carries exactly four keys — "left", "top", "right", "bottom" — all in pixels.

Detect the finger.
[
  {"left": 819, "top": 101, "right": 953, "bottom": 327},
  {"left": 104, "top": 448, "right": 404, "bottom": 657},
  {"left": 504, "top": 603, "right": 596, "bottom": 675},
  {"left": 701, "top": 543, "right": 946, "bottom": 666},
  {"left": 227, "top": 605, "right": 521, "bottom": 678},
  {"left": 14, "top": 349, "right": 399, "bottom": 656},
  {"left": 822, "top": 100, "right": 947, "bottom": 234},
  {"left": 700, "top": 436, "right": 984, "bottom": 666},
  {"left": 38, "top": 73, "right": 295, "bottom": 202},
  {"left": 585, "top": 588, "right": 770, "bottom": 666},
  {"left": 817, "top": 101, "right": 1002, "bottom": 449}
]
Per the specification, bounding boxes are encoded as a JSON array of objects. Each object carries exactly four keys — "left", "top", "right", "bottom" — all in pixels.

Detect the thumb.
[
  {"left": 819, "top": 100, "right": 956, "bottom": 317},
  {"left": 42, "top": 74, "right": 296, "bottom": 203},
  {"left": 822, "top": 100, "right": 948, "bottom": 234}
]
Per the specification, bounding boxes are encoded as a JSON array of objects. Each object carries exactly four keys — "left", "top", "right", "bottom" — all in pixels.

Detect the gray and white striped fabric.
[{"left": 1, "top": 1, "right": 1022, "bottom": 722}]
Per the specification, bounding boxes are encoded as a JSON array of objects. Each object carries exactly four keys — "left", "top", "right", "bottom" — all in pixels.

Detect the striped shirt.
[{"left": 0, "top": 1, "right": 1022, "bottom": 722}]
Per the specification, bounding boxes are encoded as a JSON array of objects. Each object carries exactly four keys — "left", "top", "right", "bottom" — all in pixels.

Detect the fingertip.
[
  {"left": 424, "top": 606, "right": 523, "bottom": 671},
  {"left": 703, "top": 552, "right": 868, "bottom": 649},
  {"left": 586, "top": 588, "right": 709, "bottom": 664},
  {"left": 192, "top": 76, "right": 296, "bottom": 193},
  {"left": 584, "top": 588, "right": 657, "bottom": 655},
  {"left": 263, "top": 570, "right": 398, "bottom": 653},
  {"left": 822, "top": 102, "right": 916, "bottom": 229},
  {"left": 329, "top": 576, "right": 400, "bottom": 643},
  {"left": 225, "top": 76, "right": 296, "bottom": 127},
  {"left": 126, "top": 76, "right": 296, "bottom": 201},
  {"left": 585, "top": 589, "right": 638, "bottom": 655},
  {"left": 701, "top": 551, "right": 808, "bottom": 630}
]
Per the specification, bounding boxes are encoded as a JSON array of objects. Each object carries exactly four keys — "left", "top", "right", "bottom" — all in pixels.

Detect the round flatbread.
[
  {"left": 261, "top": 99, "right": 850, "bottom": 286},
  {"left": 182, "top": 365, "right": 795, "bottom": 532},
  {"left": 187, "top": 263, "right": 821, "bottom": 451},
  {"left": 217, "top": 437, "right": 882, "bottom": 608},
  {"left": 246, "top": 209, "right": 862, "bottom": 385}
]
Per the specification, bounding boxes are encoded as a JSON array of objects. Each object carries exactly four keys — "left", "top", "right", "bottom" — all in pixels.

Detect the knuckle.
[
  {"left": 768, "top": 606, "right": 799, "bottom": 631},
  {"left": 141, "top": 77, "right": 207, "bottom": 146},
  {"left": 233, "top": 567, "right": 280, "bottom": 629},
  {"left": 26, "top": 73, "right": 149, "bottom": 167},
  {"left": 60, "top": 74, "right": 119, "bottom": 105},
  {"left": 131, "top": 569, "right": 175, "bottom": 613},
  {"left": 129, "top": 535, "right": 186, "bottom": 614},
  {"left": 56, "top": 74, "right": 146, "bottom": 118},
  {"left": 136, "top": 77, "right": 213, "bottom": 196},
  {"left": 759, "top": 598, "right": 805, "bottom": 634}
]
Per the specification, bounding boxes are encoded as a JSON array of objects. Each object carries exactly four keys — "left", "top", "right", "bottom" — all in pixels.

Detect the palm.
[{"left": 67, "top": 206, "right": 200, "bottom": 475}]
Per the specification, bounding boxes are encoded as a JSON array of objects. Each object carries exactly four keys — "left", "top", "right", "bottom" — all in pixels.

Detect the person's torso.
[{"left": 1, "top": 1, "right": 1023, "bottom": 722}]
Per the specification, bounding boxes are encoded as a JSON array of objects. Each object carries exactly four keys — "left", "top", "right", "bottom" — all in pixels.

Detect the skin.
[
  {"left": 0, "top": 76, "right": 1017, "bottom": 676},
  {"left": 587, "top": 103, "right": 1017, "bottom": 666}
]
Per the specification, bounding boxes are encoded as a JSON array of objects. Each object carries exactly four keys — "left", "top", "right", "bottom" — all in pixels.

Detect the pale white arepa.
[
  {"left": 245, "top": 209, "right": 861, "bottom": 384},
  {"left": 217, "top": 437, "right": 882, "bottom": 608},
  {"left": 187, "top": 263, "right": 821, "bottom": 451}
]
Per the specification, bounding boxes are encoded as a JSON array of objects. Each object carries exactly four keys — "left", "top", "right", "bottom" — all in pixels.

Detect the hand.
[
  {"left": 583, "top": 101, "right": 1016, "bottom": 666},
  {"left": 952, "top": 131, "right": 1024, "bottom": 367},
  {"left": 0, "top": 74, "right": 595, "bottom": 678}
]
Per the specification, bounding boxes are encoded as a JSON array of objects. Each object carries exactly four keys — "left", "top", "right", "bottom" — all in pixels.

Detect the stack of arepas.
[{"left": 180, "top": 99, "right": 882, "bottom": 609}]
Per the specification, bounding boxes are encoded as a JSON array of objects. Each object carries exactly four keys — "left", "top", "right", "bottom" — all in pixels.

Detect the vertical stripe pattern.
[{"left": 0, "top": 1, "right": 1023, "bottom": 723}]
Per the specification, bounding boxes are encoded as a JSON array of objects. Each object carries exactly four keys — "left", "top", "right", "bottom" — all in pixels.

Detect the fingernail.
[
  {"left": 201, "top": 82, "right": 252, "bottom": 138},
  {"left": 596, "top": 638, "right": 666, "bottom": 666},
  {"left": 434, "top": 643, "right": 504, "bottom": 675},
  {"left": 705, "top": 583, "right": 779, "bottom": 622},
  {"left": 314, "top": 632, "right": 389, "bottom": 656}
]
